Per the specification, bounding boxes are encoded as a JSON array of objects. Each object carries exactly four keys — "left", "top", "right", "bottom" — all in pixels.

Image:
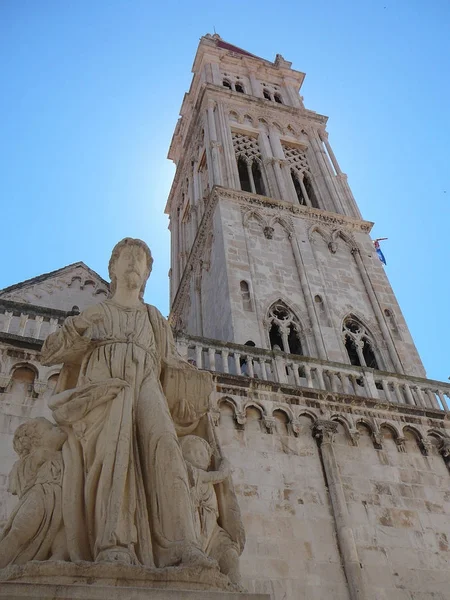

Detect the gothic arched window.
[
  {"left": 274, "top": 93, "right": 283, "bottom": 104},
  {"left": 263, "top": 89, "right": 272, "bottom": 101},
  {"left": 342, "top": 317, "right": 380, "bottom": 370},
  {"left": 223, "top": 79, "right": 232, "bottom": 90},
  {"left": 267, "top": 302, "right": 303, "bottom": 356},
  {"left": 235, "top": 82, "right": 245, "bottom": 93},
  {"left": 232, "top": 133, "right": 268, "bottom": 197}
]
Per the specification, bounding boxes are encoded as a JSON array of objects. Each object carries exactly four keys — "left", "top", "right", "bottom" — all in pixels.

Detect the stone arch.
[
  {"left": 308, "top": 224, "right": 332, "bottom": 245},
  {"left": 244, "top": 403, "right": 264, "bottom": 433},
  {"left": 272, "top": 121, "right": 284, "bottom": 135},
  {"left": 297, "top": 409, "right": 318, "bottom": 422},
  {"left": 286, "top": 125, "right": 297, "bottom": 137},
  {"left": 272, "top": 408, "right": 290, "bottom": 435},
  {"left": 379, "top": 422, "right": 402, "bottom": 441},
  {"left": 243, "top": 114, "right": 255, "bottom": 127},
  {"left": 242, "top": 208, "right": 268, "bottom": 230},
  {"left": 331, "top": 228, "right": 356, "bottom": 250},
  {"left": 268, "top": 214, "right": 294, "bottom": 236},
  {"left": 229, "top": 110, "right": 239, "bottom": 122},
  {"left": 9, "top": 361, "right": 39, "bottom": 379},
  {"left": 265, "top": 298, "right": 307, "bottom": 356},
  {"left": 341, "top": 313, "right": 383, "bottom": 371},
  {"left": 402, "top": 425, "right": 424, "bottom": 444},
  {"left": 243, "top": 401, "right": 266, "bottom": 416},
  {"left": 8, "top": 363, "right": 38, "bottom": 398}
]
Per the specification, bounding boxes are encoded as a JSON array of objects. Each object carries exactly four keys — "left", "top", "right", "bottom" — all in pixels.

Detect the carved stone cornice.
[
  {"left": 217, "top": 187, "right": 373, "bottom": 233},
  {"left": 313, "top": 420, "right": 338, "bottom": 445}
]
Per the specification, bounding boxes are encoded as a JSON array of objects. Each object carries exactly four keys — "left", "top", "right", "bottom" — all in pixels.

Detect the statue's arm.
[
  {"left": 199, "top": 459, "right": 231, "bottom": 484},
  {"left": 41, "top": 307, "right": 100, "bottom": 366}
]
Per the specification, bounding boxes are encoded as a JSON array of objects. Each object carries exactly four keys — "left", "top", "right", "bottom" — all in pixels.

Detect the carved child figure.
[
  {"left": 180, "top": 435, "right": 241, "bottom": 586},
  {"left": 0, "top": 418, "right": 67, "bottom": 568}
]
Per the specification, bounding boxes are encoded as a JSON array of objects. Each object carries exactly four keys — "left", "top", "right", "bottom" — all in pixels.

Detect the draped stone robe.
[{"left": 41, "top": 300, "right": 212, "bottom": 568}]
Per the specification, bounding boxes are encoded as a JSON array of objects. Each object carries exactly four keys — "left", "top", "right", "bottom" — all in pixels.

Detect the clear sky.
[{"left": 0, "top": 1, "right": 448, "bottom": 382}]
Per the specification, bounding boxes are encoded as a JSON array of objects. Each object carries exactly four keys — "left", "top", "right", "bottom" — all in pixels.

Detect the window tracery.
[
  {"left": 283, "top": 145, "right": 319, "bottom": 208},
  {"left": 267, "top": 302, "right": 303, "bottom": 356},
  {"left": 232, "top": 132, "right": 267, "bottom": 196},
  {"left": 342, "top": 317, "right": 380, "bottom": 370}
]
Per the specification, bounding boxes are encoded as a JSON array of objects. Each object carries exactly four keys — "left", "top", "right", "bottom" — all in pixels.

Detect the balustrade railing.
[{"left": 177, "top": 334, "right": 450, "bottom": 412}]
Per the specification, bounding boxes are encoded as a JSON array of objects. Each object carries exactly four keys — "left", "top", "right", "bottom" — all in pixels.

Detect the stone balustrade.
[{"left": 176, "top": 333, "right": 450, "bottom": 411}]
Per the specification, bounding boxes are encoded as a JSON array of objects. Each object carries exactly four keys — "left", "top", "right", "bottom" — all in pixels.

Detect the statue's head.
[
  {"left": 180, "top": 435, "right": 213, "bottom": 470},
  {"left": 108, "top": 238, "right": 153, "bottom": 299},
  {"left": 13, "top": 418, "right": 67, "bottom": 458}
]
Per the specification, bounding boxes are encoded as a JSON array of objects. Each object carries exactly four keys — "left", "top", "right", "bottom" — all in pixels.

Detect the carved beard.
[{"left": 123, "top": 270, "right": 143, "bottom": 290}]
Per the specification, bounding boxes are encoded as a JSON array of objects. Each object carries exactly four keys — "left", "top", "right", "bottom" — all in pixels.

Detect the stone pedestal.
[
  {"left": 0, "top": 583, "right": 269, "bottom": 600},
  {"left": 0, "top": 562, "right": 270, "bottom": 600}
]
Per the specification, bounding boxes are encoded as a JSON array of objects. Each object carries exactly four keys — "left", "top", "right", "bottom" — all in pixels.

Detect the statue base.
[{"left": 0, "top": 561, "right": 270, "bottom": 599}]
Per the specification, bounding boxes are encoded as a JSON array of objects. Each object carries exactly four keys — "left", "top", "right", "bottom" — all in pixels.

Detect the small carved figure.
[
  {"left": 0, "top": 418, "right": 67, "bottom": 568},
  {"left": 180, "top": 435, "right": 242, "bottom": 587}
]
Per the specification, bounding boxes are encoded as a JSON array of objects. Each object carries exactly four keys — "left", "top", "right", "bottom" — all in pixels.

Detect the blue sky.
[{"left": 0, "top": 1, "right": 448, "bottom": 382}]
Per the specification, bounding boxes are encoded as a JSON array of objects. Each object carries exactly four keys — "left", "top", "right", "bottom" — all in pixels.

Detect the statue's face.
[
  {"left": 113, "top": 245, "right": 148, "bottom": 291},
  {"left": 40, "top": 422, "right": 67, "bottom": 451},
  {"left": 184, "top": 441, "right": 211, "bottom": 470}
]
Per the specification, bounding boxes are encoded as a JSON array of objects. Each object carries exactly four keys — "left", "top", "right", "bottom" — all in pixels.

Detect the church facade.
[{"left": 1, "top": 34, "right": 450, "bottom": 600}]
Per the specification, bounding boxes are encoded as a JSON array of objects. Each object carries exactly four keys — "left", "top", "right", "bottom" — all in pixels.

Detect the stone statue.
[
  {"left": 0, "top": 418, "right": 67, "bottom": 568},
  {"left": 180, "top": 435, "right": 242, "bottom": 586},
  {"left": 39, "top": 238, "right": 216, "bottom": 569}
]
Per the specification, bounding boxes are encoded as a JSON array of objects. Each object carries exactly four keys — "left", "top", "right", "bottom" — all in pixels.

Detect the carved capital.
[
  {"left": 349, "top": 429, "right": 360, "bottom": 447},
  {"left": 235, "top": 411, "right": 247, "bottom": 430},
  {"left": 263, "top": 226, "right": 274, "bottom": 239},
  {"left": 395, "top": 437, "right": 406, "bottom": 453},
  {"left": 0, "top": 374, "right": 11, "bottom": 389},
  {"left": 290, "top": 419, "right": 301, "bottom": 437},
  {"left": 439, "top": 439, "right": 450, "bottom": 461},
  {"left": 263, "top": 416, "right": 276, "bottom": 434},
  {"left": 209, "top": 409, "right": 221, "bottom": 427},
  {"left": 328, "top": 241, "right": 337, "bottom": 254},
  {"left": 313, "top": 420, "right": 338, "bottom": 445},
  {"left": 420, "top": 438, "right": 433, "bottom": 456},
  {"left": 372, "top": 432, "right": 383, "bottom": 450},
  {"left": 34, "top": 380, "right": 47, "bottom": 396},
  {"left": 351, "top": 246, "right": 360, "bottom": 256}
]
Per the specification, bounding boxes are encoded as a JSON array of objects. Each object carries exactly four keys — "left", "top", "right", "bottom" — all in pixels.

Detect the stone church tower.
[
  {"left": 166, "top": 33, "right": 425, "bottom": 386},
  {"left": 0, "top": 33, "right": 450, "bottom": 600}
]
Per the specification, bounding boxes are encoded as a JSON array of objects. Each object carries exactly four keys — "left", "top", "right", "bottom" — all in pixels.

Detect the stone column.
[
  {"left": 2, "top": 311, "right": 13, "bottom": 333},
  {"left": 248, "top": 69, "right": 261, "bottom": 97},
  {"left": 17, "top": 314, "right": 28, "bottom": 336},
  {"left": 257, "top": 123, "right": 278, "bottom": 198},
  {"left": 313, "top": 420, "right": 370, "bottom": 600},
  {"left": 216, "top": 102, "right": 240, "bottom": 189},
  {"left": 307, "top": 133, "right": 342, "bottom": 213},
  {"left": 206, "top": 102, "right": 222, "bottom": 186},
  {"left": 352, "top": 248, "right": 404, "bottom": 374},
  {"left": 320, "top": 131, "right": 361, "bottom": 219},
  {"left": 289, "top": 233, "right": 327, "bottom": 360}
]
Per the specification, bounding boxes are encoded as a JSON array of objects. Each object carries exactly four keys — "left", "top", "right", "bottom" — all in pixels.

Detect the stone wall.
[{"left": 211, "top": 376, "right": 450, "bottom": 600}]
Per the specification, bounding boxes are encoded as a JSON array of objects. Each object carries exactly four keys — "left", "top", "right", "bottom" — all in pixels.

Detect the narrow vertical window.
[
  {"left": 223, "top": 79, "right": 232, "bottom": 89},
  {"left": 291, "top": 172, "right": 306, "bottom": 205},
  {"left": 263, "top": 89, "right": 272, "bottom": 100},
  {"left": 235, "top": 82, "right": 244, "bottom": 93},
  {"left": 252, "top": 161, "right": 266, "bottom": 196},
  {"left": 303, "top": 174, "right": 319, "bottom": 208},
  {"left": 237, "top": 157, "right": 252, "bottom": 192},
  {"left": 240, "top": 281, "right": 252, "bottom": 311},
  {"left": 274, "top": 93, "right": 283, "bottom": 104}
]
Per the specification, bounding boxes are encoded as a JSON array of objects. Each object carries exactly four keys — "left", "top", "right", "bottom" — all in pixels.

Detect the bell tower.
[{"left": 166, "top": 34, "right": 425, "bottom": 379}]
